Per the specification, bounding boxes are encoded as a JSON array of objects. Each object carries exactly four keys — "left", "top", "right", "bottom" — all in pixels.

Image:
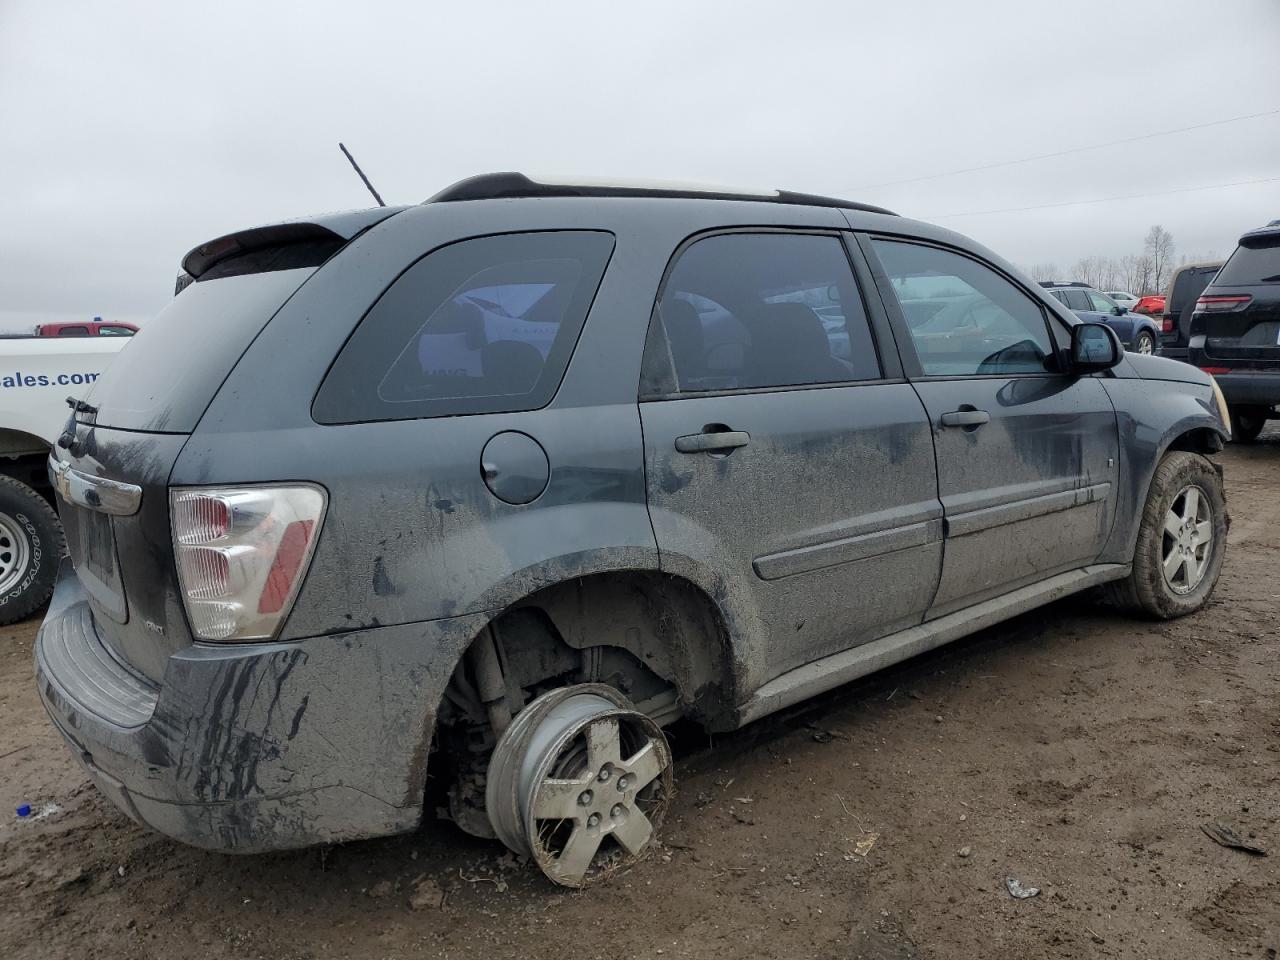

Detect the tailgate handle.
[
  {"left": 940, "top": 409, "right": 991, "bottom": 429},
  {"left": 48, "top": 457, "right": 142, "bottom": 517},
  {"left": 674, "top": 428, "right": 750, "bottom": 454}
]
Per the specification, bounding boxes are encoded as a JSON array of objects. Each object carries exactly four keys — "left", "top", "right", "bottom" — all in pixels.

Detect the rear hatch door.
[
  {"left": 1196, "top": 229, "right": 1280, "bottom": 368},
  {"left": 1165, "top": 264, "right": 1222, "bottom": 347},
  {"left": 52, "top": 211, "right": 401, "bottom": 682}
]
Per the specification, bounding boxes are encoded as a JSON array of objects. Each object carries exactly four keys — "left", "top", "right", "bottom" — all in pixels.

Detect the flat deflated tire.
[
  {"left": 0, "top": 476, "right": 64, "bottom": 626},
  {"left": 1105, "top": 451, "right": 1227, "bottom": 619}
]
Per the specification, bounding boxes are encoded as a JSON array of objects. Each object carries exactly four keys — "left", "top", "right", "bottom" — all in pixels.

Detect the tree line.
[{"left": 1022, "top": 226, "right": 1220, "bottom": 296}]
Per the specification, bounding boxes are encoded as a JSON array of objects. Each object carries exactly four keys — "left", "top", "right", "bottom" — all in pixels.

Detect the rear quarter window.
[{"left": 314, "top": 231, "right": 614, "bottom": 424}]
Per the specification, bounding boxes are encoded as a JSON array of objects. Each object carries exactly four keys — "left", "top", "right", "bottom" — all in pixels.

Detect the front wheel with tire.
[
  {"left": 1132, "top": 330, "right": 1156, "bottom": 355},
  {"left": 1105, "top": 451, "right": 1227, "bottom": 619},
  {"left": 0, "top": 476, "right": 65, "bottom": 625},
  {"left": 1229, "top": 405, "right": 1268, "bottom": 443}
]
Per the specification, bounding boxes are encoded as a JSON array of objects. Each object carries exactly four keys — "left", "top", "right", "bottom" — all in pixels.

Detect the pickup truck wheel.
[
  {"left": 1229, "top": 405, "right": 1267, "bottom": 443},
  {"left": 1106, "top": 451, "right": 1226, "bottom": 619},
  {"left": 1132, "top": 330, "right": 1156, "bottom": 355},
  {"left": 0, "top": 476, "right": 64, "bottom": 625}
]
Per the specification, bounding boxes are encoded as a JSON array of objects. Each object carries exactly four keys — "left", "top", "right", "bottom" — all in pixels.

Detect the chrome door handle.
[{"left": 939, "top": 410, "right": 991, "bottom": 429}]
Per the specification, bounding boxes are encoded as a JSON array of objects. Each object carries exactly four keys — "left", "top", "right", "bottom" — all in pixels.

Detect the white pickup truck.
[{"left": 0, "top": 337, "right": 129, "bottom": 623}]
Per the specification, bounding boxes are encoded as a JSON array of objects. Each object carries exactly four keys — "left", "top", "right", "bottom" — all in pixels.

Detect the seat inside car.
[{"left": 745, "top": 302, "right": 850, "bottom": 386}]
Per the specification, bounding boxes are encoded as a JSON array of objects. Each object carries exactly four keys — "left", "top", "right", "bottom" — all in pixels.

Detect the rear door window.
[
  {"left": 57, "top": 326, "right": 90, "bottom": 337},
  {"left": 314, "top": 232, "right": 614, "bottom": 423},
  {"left": 871, "top": 239, "right": 1056, "bottom": 377},
  {"left": 1063, "top": 289, "right": 1092, "bottom": 311},
  {"left": 644, "top": 232, "right": 881, "bottom": 393}
]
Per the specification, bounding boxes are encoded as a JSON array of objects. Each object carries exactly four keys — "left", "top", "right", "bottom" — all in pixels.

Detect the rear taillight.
[
  {"left": 1195, "top": 294, "right": 1252, "bottom": 313},
  {"left": 171, "top": 484, "right": 326, "bottom": 641},
  {"left": 1161, "top": 315, "right": 1173, "bottom": 333},
  {"left": 1199, "top": 366, "right": 1230, "bottom": 375}
]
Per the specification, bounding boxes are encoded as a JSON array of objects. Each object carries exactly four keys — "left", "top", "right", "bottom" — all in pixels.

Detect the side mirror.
[
  {"left": 1071, "top": 322, "right": 1123, "bottom": 372},
  {"left": 1115, "top": 305, "right": 1128, "bottom": 315}
]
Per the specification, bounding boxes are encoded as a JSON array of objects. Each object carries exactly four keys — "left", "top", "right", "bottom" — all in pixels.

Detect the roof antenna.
[{"left": 338, "top": 142, "right": 386, "bottom": 207}]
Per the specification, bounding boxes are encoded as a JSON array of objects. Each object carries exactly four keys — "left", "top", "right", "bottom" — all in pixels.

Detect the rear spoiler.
[{"left": 175, "top": 206, "right": 408, "bottom": 293}]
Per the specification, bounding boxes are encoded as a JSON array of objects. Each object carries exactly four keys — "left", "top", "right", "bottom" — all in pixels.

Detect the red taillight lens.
[
  {"left": 258, "top": 519, "right": 316, "bottom": 614},
  {"left": 1199, "top": 367, "right": 1230, "bottom": 375},
  {"left": 1195, "top": 295, "right": 1252, "bottom": 313},
  {"left": 1161, "top": 315, "right": 1173, "bottom": 333},
  {"left": 171, "top": 485, "right": 326, "bottom": 641}
]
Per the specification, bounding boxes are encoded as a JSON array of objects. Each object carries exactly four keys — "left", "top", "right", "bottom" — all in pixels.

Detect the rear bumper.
[
  {"left": 35, "top": 559, "right": 487, "bottom": 852},
  {"left": 1211, "top": 371, "right": 1280, "bottom": 408}
]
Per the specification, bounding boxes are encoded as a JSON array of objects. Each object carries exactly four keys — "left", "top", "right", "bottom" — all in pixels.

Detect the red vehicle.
[
  {"left": 1133, "top": 295, "right": 1166, "bottom": 316},
  {"left": 36, "top": 319, "right": 137, "bottom": 337}
]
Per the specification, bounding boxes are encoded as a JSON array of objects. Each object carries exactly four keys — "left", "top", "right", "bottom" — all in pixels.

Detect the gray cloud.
[{"left": 2, "top": 0, "right": 1277, "bottom": 330}]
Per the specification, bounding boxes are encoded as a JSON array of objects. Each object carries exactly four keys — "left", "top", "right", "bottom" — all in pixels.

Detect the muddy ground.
[{"left": 2, "top": 435, "right": 1278, "bottom": 960}]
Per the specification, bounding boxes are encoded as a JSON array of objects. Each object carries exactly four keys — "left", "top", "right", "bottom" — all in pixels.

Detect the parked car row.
[
  {"left": 1039, "top": 281, "right": 1161, "bottom": 354},
  {"left": 1033, "top": 224, "right": 1276, "bottom": 445},
  {"left": 29, "top": 173, "right": 1232, "bottom": 888}
]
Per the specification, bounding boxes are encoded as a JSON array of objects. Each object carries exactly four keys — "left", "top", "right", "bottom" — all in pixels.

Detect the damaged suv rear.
[{"left": 38, "top": 174, "right": 1230, "bottom": 887}]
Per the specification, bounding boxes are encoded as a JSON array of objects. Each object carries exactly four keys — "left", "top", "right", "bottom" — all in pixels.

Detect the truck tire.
[
  {"left": 1104, "top": 451, "right": 1226, "bottom": 620},
  {"left": 0, "top": 476, "right": 65, "bottom": 625},
  {"left": 1229, "top": 405, "right": 1267, "bottom": 444}
]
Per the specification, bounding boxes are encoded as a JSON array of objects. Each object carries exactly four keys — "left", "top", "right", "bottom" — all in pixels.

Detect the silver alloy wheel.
[
  {"left": 1161, "top": 484, "right": 1213, "bottom": 594},
  {"left": 1135, "top": 333, "right": 1155, "bottom": 354},
  {"left": 0, "top": 512, "right": 30, "bottom": 595},
  {"left": 486, "top": 686, "right": 673, "bottom": 888}
]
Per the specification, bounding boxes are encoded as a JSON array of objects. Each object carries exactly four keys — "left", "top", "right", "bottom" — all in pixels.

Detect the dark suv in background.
[
  {"left": 36, "top": 174, "right": 1230, "bottom": 888},
  {"left": 1040, "top": 281, "right": 1161, "bottom": 354},
  {"left": 1189, "top": 220, "right": 1280, "bottom": 441},
  {"left": 1160, "top": 260, "right": 1223, "bottom": 360}
]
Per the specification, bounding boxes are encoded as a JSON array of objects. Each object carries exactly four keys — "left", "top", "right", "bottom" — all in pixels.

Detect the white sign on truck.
[{"left": 1, "top": 336, "right": 130, "bottom": 623}]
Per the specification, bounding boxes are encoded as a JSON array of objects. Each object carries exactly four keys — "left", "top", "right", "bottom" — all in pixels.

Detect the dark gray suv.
[{"left": 37, "top": 174, "right": 1231, "bottom": 887}]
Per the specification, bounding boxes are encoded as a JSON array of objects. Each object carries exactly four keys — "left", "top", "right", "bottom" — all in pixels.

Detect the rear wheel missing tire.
[
  {"left": 485, "top": 685, "right": 673, "bottom": 888},
  {"left": 0, "top": 476, "right": 64, "bottom": 626},
  {"left": 1106, "top": 451, "right": 1226, "bottom": 619}
]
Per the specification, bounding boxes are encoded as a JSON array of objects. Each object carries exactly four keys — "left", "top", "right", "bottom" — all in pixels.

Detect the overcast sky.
[{"left": 2, "top": 0, "right": 1277, "bottom": 330}]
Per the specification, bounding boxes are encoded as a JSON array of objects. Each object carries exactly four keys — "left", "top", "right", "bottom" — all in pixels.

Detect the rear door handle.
[
  {"left": 674, "top": 430, "right": 750, "bottom": 454},
  {"left": 939, "top": 410, "right": 991, "bottom": 429}
]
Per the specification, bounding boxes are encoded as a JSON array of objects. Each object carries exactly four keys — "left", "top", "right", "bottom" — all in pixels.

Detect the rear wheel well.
[
  {"left": 457, "top": 571, "right": 736, "bottom": 732},
  {"left": 431, "top": 571, "right": 736, "bottom": 837}
]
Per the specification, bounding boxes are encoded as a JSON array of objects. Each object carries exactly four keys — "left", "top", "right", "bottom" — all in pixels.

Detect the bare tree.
[
  {"left": 1022, "top": 262, "right": 1061, "bottom": 282},
  {"left": 1143, "top": 225, "right": 1176, "bottom": 295},
  {"left": 1117, "top": 254, "right": 1146, "bottom": 294}
]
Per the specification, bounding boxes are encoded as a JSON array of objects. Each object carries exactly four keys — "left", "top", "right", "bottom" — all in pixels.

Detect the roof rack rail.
[{"left": 424, "top": 172, "right": 896, "bottom": 216}]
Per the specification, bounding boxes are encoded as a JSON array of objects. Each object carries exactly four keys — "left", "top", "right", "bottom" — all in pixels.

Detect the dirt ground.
[{"left": 2, "top": 436, "right": 1277, "bottom": 960}]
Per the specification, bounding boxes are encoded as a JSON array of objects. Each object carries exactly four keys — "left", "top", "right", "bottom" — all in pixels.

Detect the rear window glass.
[
  {"left": 1215, "top": 239, "right": 1280, "bottom": 286},
  {"left": 1170, "top": 266, "right": 1220, "bottom": 310},
  {"left": 314, "top": 231, "right": 614, "bottom": 424},
  {"left": 83, "top": 268, "right": 316, "bottom": 431}
]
